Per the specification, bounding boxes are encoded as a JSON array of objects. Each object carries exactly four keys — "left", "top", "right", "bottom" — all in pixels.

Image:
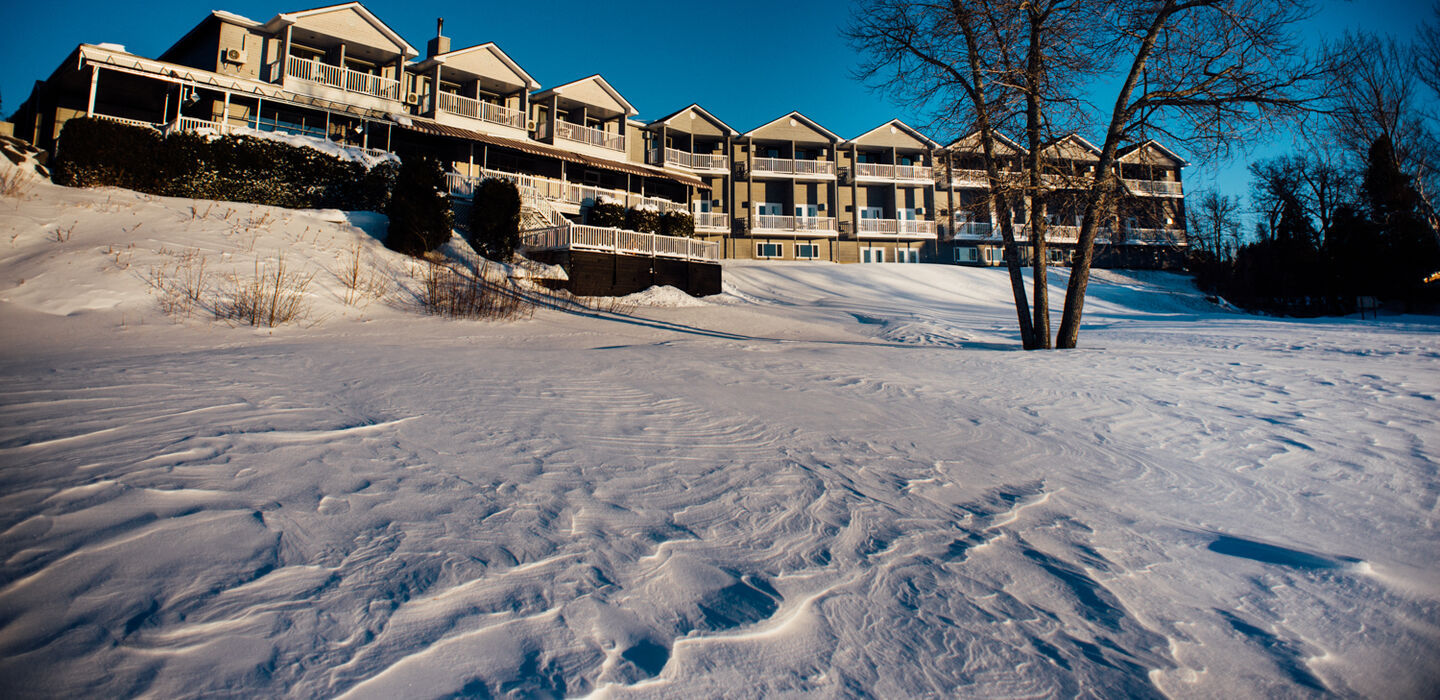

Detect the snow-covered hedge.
[{"left": 51, "top": 117, "right": 397, "bottom": 211}]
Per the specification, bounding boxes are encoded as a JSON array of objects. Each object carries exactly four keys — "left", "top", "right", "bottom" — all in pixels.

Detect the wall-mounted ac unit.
[
  {"left": 405, "top": 93, "right": 420, "bottom": 106},
  {"left": 223, "top": 48, "right": 246, "bottom": 64},
  {"left": 526, "top": 119, "right": 536, "bottom": 131}
]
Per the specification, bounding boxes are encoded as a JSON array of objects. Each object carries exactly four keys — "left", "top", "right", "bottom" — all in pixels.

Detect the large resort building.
[{"left": 11, "top": 2, "right": 1190, "bottom": 271}]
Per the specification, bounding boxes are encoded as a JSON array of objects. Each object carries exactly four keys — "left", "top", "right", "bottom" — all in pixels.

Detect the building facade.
[{"left": 11, "top": 2, "right": 1189, "bottom": 269}]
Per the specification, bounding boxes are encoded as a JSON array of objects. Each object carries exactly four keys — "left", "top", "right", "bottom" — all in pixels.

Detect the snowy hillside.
[{"left": 1, "top": 165, "right": 1438, "bottom": 698}]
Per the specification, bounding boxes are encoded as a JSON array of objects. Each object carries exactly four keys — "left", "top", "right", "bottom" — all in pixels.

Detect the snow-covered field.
[{"left": 1, "top": 163, "right": 1438, "bottom": 698}]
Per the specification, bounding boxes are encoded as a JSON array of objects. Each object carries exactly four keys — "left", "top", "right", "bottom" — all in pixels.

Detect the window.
[
  {"left": 860, "top": 207, "right": 883, "bottom": 220},
  {"left": 796, "top": 243, "right": 820, "bottom": 260},
  {"left": 955, "top": 247, "right": 979, "bottom": 263},
  {"left": 756, "top": 242, "right": 783, "bottom": 258},
  {"left": 985, "top": 247, "right": 1005, "bottom": 264},
  {"left": 861, "top": 247, "right": 886, "bottom": 263},
  {"left": 899, "top": 248, "right": 919, "bottom": 263}
]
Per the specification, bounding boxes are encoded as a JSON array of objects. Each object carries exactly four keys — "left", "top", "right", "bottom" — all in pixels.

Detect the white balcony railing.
[
  {"left": 751, "top": 214, "right": 837, "bottom": 234},
  {"left": 951, "top": 221, "right": 996, "bottom": 239},
  {"left": 855, "top": 163, "right": 933, "bottom": 181},
  {"left": 447, "top": 170, "right": 688, "bottom": 214},
  {"left": 751, "top": 157, "right": 835, "bottom": 177},
  {"left": 286, "top": 55, "right": 401, "bottom": 101},
  {"left": 1123, "top": 179, "right": 1184, "bottom": 196},
  {"left": 522, "top": 224, "right": 719, "bottom": 262},
  {"left": 92, "top": 114, "right": 162, "bottom": 130},
  {"left": 437, "top": 92, "right": 527, "bottom": 130},
  {"left": 858, "top": 218, "right": 937, "bottom": 238},
  {"left": 551, "top": 120, "right": 625, "bottom": 151},
  {"left": 1123, "top": 228, "right": 1187, "bottom": 245},
  {"left": 694, "top": 211, "right": 729, "bottom": 230},
  {"left": 649, "top": 147, "right": 728, "bottom": 171}
]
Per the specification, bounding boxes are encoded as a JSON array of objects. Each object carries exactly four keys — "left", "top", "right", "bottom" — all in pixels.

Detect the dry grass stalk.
[
  {"left": 417, "top": 259, "right": 532, "bottom": 320},
  {"left": 219, "top": 255, "right": 314, "bottom": 327}
]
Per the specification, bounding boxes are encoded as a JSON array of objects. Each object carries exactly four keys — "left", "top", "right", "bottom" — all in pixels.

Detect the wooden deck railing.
[{"left": 447, "top": 170, "right": 688, "bottom": 214}]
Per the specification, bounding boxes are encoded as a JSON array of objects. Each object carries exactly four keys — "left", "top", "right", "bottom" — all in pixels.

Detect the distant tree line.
[{"left": 1188, "top": 18, "right": 1440, "bottom": 315}]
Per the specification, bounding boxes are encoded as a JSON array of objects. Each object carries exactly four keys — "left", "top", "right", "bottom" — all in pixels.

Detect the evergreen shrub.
[
  {"left": 626, "top": 207, "right": 660, "bottom": 233},
  {"left": 467, "top": 177, "right": 522, "bottom": 261},
  {"left": 589, "top": 201, "right": 626, "bottom": 228},
  {"left": 385, "top": 156, "right": 453, "bottom": 256},
  {"left": 659, "top": 211, "right": 695, "bottom": 238},
  {"left": 51, "top": 116, "right": 395, "bottom": 211}
]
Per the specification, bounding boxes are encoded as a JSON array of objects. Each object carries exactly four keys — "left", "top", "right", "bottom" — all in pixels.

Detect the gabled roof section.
[
  {"left": 531, "top": 74, "right": 638, "bottom": 117},
  {"left": 847, "top": 119, "right": 939, "bottom": 149},
  {"left": 1039, "top": 133, "right": 1102, "bottom": 161},
  {"left": 411, "top": 42, "right": 539, "bottom": 90},
  {"left": 646, "top": 104, "right": 739, "bottom": 137},
  {"left": 1117, "top": 140, "right": 1190, "bottom": 167},
  {"left": 264, "top": 3, "right": 418, "bottom": 58},
  {"left": 946, "top": 130, "right": 1026, "bottom": 156},
  {"left": 744, "top": 111, "right": 840, "bottom": 142}
]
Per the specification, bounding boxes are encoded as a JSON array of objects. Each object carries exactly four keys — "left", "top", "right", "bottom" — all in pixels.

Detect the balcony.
[
  {"left": 548, "top": 120, "right": 626, "bottom": 152},
  {"left": 694, "top": 211, "right": 730, "bottom": 231},
  {"left": 1123, "top": 179, "right": 1184, "bottom": 197},
  {"left": 285, "top": 55, "right": 400, "bottom": 101},
  {"left": 649, "top": 147, "right": 728, "bottom": 171},
  {"left": 858, "top": 218, "right": 937, "bottom": 239},
  {"left": 436, "top": 92, "right": 527, "bottom": 130},
  {"left": 855, "top": 162, "right": 933, "bottom": 182},
  {"left": 751, "top": 214, "right": 838, "bottom": 235},
  {"left": 951, "top": 221, "right": 996, "bottom": 239},
  {"left": 751, "top": 157, "right": 835, "bottom": 178}
]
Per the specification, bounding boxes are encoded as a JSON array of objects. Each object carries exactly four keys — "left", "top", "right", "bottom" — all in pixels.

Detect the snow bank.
[
  {"left": 1, "top": 168, "right": 1438, "bottom": 698},
  {"left": 607, "top": 285, "right": 707, "bottom": 307}
]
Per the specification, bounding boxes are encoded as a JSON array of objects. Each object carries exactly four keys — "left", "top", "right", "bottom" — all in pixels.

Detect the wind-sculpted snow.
[{"left": 1, "top": 178, "right": 1438, "bottom": 697}]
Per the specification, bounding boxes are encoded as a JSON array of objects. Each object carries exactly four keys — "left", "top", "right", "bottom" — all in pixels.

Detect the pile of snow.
[
  {"left": 1, "top": 167, "right": 1438, "bottom": 698},
  {"left": 608, "top": 284, "right": 707, "bottom": 307}
]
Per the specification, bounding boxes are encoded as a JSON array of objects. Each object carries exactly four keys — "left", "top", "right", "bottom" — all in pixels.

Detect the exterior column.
[
  {"left": 433, "top": 66, "right": 442, "bottom": 115},
  {"left": 86, "top": 65, "right": 98, "bottom": 116},
  {"left": 221, "top": 91, "right": 231, "bottom": 132},
  {"left": 850, "top": 144, "right": 860, "bottom": 239},
  {"left": 281, "top": 25, "right": 292, "bottom": 84}
]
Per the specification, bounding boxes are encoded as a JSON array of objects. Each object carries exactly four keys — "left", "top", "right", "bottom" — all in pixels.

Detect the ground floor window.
[
  {"left": 861, "top": 247, "right": 886, "bottom": 263},
  {"left": 1046, "top": 248, "right": 1069, "bottom": 265},
  {"left": 795, "top": 243, "right": 820, "bottom": 260},
  {"left": 955, "top": 247, "right": 979, "bottom": 263},
  {"left": 756, "top": 242, "right": 783, "bottom": 258},
  {"left": 985, "top": 247, "right": 1005, "bottom": 264},
  {"left": 898, "top": 248, "right": 919, "bottom": 263}
]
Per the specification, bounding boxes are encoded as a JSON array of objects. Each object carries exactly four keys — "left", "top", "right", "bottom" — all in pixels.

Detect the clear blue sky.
[{"left": 0, "top": 0, "right": 1427, "bottom": 207}]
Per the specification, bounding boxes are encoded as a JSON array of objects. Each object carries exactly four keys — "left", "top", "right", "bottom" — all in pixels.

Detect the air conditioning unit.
[
  {"left": 222, "top": 47, "right": 246, "bottom": 64},
  {"left": 526, "top": 119, "right": 536, "bottom": 131},
  {"left": 405, "top": 93, "right": 420, "bottom": 105}
]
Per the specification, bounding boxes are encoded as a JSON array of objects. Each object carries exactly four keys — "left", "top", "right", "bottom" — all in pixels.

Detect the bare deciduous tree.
[
  {"left": 850, "top": 0, "right": 1326, "bottom": 349},
  {"left": 1187, "top": 189, "right": 1243, "bottom": 260}
]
